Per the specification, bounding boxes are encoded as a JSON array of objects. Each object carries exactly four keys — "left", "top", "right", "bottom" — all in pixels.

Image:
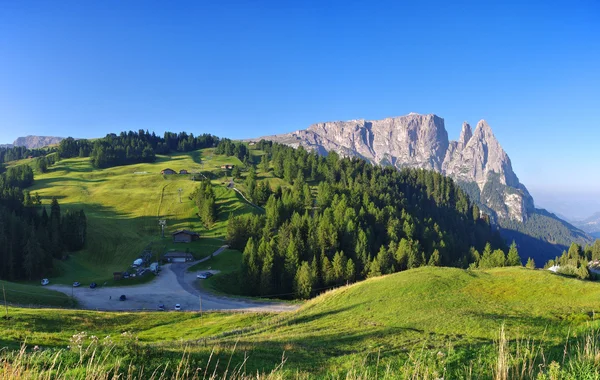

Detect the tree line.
[
  {"left": 0, "top": 165, "right": 87, "bottom": 281},
  {"left": 226, "top": 140, "right": 508, "bottom": 299},
  {"left": 57, "top": 131, "right": 220, "bottom": 169},
  {"left": 192, "top": 179, "right": 218, "bottom": 227},
  {"left": 0, "top": 146, "right": 56, "bottom": 165},
  {"left": 543, "top": 241, "right": 600, "bottom": 280}
]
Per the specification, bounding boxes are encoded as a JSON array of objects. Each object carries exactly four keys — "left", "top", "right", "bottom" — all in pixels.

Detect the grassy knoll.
[
  {"left": 4, "top": 267, "right": 600, "bottom": 377},
  {"left": 23, "top": 150, "right": 256, "bottom": 285},
  {"left": 0, "top": 280, "right": 74, "bottom": 308}
]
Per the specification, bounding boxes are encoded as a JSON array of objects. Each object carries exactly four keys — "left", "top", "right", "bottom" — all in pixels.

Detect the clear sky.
[{"left": 0, "top": 0, "right": 599, "bottom": 215}]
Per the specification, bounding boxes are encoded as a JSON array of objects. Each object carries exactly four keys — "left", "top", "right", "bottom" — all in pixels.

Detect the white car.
[
  {"left": 196, "top": 272, "right": 213, "bottom": 279},
  {"left": 174, "top": 304, "right": 181, "bottom": 311},
  {"left": 41, "top": 279, "right": 49, "bottom": 286}
]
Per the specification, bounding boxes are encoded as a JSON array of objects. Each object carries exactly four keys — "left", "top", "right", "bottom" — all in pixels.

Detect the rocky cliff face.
[
  {"left": 259, "top": 113, "right": 533, "bottom": 223},
  {"left": 12, "top": 136, "right": 64, "bottom": 149}
]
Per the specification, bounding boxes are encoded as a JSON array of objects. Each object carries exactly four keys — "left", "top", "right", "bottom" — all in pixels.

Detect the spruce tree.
[
  {"left": 526, "top": 257, "right": 536, "bottom": 269},
  {"left": 368, "top": 257, "right": 382, "bottom": 278},
  {"left": 332, "top": 251, "right": 346, "bottom": 284},
  {"left": 295, "top": 261, "right": 313, "bottom": 299},
  {"left": 428, "top": 249, "right": 441, "bottom": 266},
  {"left": 506, "top": 241, "right": 522, "bottom": 266}
]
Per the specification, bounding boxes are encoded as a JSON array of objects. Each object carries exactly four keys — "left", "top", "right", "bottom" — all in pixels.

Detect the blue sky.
[{"left": 0, "top": 0, "right": 599, "bottom": 215}]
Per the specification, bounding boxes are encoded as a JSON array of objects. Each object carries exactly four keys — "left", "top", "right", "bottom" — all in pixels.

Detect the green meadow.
[
  {"left": 3, "top": 267, "right": 600, "bottom": 377},
  {"left": 23, "top": 149, "right": 256, "bottom": 286}
]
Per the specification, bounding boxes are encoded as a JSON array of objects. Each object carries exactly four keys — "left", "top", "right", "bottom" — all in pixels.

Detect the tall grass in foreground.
[{"left": 3, "top": 327, "right": 600, "bottom": 379}]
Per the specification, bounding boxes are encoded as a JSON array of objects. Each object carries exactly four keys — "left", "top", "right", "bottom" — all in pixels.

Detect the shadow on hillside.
[
  {"left": 190, "top": 150, "right": 203, "bottom": 165},
  {"left": 286, "top": 305, "right": 358, "bottom": 326},
  {"left": 35, "top": 176, "right": 107, "bottom": 187},
  {"left": 465, "top": 311, "right": 558, "bottom": 328},
  {"left": 499, "top": 228, "right": 565, "bottom": 266},
  {"left": 218, "top": 196, "right": 251, "bottom": 218}
]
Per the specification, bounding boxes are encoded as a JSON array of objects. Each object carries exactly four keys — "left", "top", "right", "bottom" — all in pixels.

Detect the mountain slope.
[{"left": 258, "top": 113, "right": 592, "bottom": 260}]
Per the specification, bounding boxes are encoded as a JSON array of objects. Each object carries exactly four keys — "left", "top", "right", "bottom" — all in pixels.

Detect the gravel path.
[{"left": 48, "top": 245, "right": 298, "bottom": 312}]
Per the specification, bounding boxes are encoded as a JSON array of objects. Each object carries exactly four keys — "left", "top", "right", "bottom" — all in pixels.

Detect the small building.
[
  {"left": 220, "top": 164, "right": 234, "bottom": 170},
  {"left": 163, "top": 252, "right": 194, "bottom": 263},
  {"left": 161, "top": 168, "right": 176, "bottom": 175},
  {"left": 113, "top": 272, "right": 123, "bottom": 280},
  {"left": 179, "top": 169, "right": 188, "bottom": 175},
  {"left": 172, "top": 229, "right": 200, "bottom": 243}
]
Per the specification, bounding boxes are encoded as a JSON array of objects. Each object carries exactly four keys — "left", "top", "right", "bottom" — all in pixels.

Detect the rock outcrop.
[{"left": 259, "top": 113, "right": 533, "bottom": 222}]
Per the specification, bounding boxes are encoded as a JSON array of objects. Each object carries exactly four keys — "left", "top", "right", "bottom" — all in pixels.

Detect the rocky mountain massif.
[
  {"left": 8, "top": 135, "right": 65, "bottom": 149},
  {"left": 259, "top": 113, "right": 591, "bottom": 262}
]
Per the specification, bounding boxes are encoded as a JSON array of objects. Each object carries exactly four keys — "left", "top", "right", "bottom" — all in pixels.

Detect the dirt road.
[{"left": 48, "top": 246, "right": 298, "bottom": 312}]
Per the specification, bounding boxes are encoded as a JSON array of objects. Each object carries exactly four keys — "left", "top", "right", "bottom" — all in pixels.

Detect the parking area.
[{"left": 48, "top": 260, "right": 297, "bottom": 312}]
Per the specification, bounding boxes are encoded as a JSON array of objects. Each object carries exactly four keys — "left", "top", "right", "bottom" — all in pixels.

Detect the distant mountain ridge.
[
  {"left": 571, "top": 212, "right": 600, "bottom": 237},
  {"left": 257, "top": 113, "right": 592, "bottom": 262},
  {"left": 11, "top": 135, "right": 65, "bottom": 149}
]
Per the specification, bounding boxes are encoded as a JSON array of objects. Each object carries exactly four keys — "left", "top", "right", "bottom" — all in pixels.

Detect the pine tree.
[
  {"left": 506, "top": 241, "right": 521, "bottom": 266},
  {"left": 259, "top": 242, "right": 275, "bottom": 296},
  {"left": 577, "top": 264, "right": 590, "bottom": 280},
  {"left": 321, "top": 253, "right": 333, "bottom": 286},
  {"left": 376, "top": 245, "right": 392, "bottom": 274},
  {"left": 592, "top": 240, "right": 600, "bottom": 261},
  {"left": 260, "top": 154, "right": 269, "bottom": 173},
  {"left": 407, "top": 243, "right": 421, "bottom": 269},
  {"left": 345, "top": 258, "right": 356, "bottom": 282},
  {"left": 395, "top": 238, "right": 410, "bottom": 271},
  {"left": 428, "top": 249, "right": 441, "bottom": 266},
  {"left": 295, "top": 261, "right": 313, "bottom": 299},
  {"left": 284, "top": 239, "right": 300, "bottom": 287},
  {"left": 491, "top": 249, "right": 506, "bottom": 267},
  {"left": 526, "top": 257, "right": 536, "bottom": 269},
  {"left": 368, "top": 257, "right": 382, "bottom": 278},
  {"left": 242, "top": 237, "right": 260, "bottom": 293},
  {"left": 355, "top": 229, "right": 369, "bottom": 274},
  {"left": 332, "top": 251, "right": 347, "bottom": 284}
]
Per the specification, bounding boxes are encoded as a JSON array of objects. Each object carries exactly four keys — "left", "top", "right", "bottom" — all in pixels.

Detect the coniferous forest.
[
  {"left": 0, "top": 165, "right": 87, "bottom": 281},
  {"left": 226, "top": 140, "right": 512, "bottom": 299},
  {"left": 58, "top": 131, "right": 220, "bottom": 168}
]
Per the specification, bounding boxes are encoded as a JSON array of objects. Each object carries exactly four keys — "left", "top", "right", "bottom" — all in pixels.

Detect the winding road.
[{"left": 48, "top": 245, "right": 298, "bottom": 312}]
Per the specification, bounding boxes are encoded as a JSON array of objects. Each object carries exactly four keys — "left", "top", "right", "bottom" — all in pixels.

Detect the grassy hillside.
[
  {"left": 4, "top": 267, "right": 600, "bottom": 377},
  {"left": 0, "top": 280, "right": 74, "bottom": 307},
  {"left": 25, "top": 149, "right": 257, "bottom": 285}
]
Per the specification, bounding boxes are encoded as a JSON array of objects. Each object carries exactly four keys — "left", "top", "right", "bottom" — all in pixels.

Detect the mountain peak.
[
  {"left": 475, "top": 119, "right": 493, "bottom": 133},
  {"left": 458, "top": 122, "right": 473, "bottom": 147}
]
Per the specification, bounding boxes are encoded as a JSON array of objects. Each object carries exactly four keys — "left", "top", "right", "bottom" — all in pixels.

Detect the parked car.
[
  {"left": 174, "top": 304, "right": 181, "bottom": 311},
  {"left": 158, "top": 304, "right": 165, "bottom": 311},
  {"left": 119, "top": 294, "right": 127, "bottom": 301},
  {"left": 41, "top": 278, "right": 49, "bottom": 286},
  {"left": 196, "top": 272, "right": 213, "bottom": 279},
  {"left": 89, "top": 282, "right": 97, "bottom": 289},
  {"left": 72, "top": 282, "right": 81, "bottom": 287}
]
